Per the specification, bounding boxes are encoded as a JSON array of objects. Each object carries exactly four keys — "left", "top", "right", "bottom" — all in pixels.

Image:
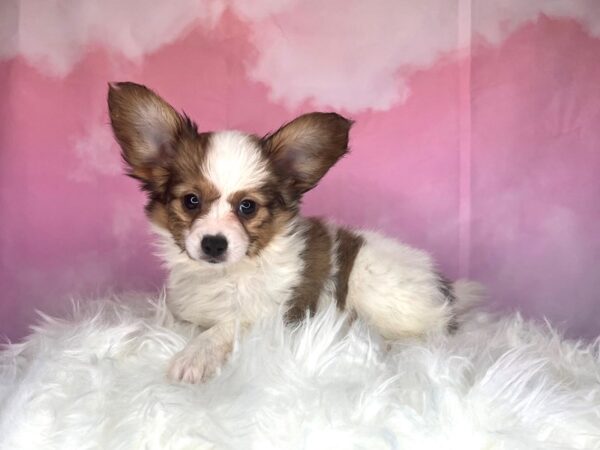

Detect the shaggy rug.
[{"left": 0, "top": 294, "right": 599, "bottom": 450}]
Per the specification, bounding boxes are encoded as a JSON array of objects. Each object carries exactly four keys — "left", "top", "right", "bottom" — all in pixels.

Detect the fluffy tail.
[{"left": 452, "top": 279, "right": 486, "bottom": 315}]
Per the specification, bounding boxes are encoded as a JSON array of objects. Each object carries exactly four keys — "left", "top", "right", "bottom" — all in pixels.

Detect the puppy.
[{"left": 108, "top": 82, "right": 481, "bottom": 383}]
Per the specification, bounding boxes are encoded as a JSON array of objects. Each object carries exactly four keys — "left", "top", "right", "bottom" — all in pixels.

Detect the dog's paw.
[{"left": 167, "top": 339, "right": 230, "bottom": 384}]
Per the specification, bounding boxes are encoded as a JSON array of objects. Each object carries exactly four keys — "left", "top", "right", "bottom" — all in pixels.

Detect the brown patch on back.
[
  {"left": 333, "top": 228, "right": 364, "bottom": 310},
  {"left": 285, "top": 219, "right": 333, "bottom": 324}
]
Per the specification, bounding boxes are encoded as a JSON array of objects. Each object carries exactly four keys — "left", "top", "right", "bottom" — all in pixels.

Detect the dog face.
[{"left": 108, "top": 82, "right": 352, "bottom": 266}]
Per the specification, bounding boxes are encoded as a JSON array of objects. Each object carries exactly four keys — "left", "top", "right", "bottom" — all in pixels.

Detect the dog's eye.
[
  {"left": 238, "top": 199, "right": 257, "bottom": 217},
  {"left": 183, "top": 194, "right": 201, "bottom": 210}
]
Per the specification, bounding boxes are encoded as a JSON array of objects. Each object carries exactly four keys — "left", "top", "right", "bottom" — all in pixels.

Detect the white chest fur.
[{"left": 155, "top": 222, "right": 306, "bottom": 328}]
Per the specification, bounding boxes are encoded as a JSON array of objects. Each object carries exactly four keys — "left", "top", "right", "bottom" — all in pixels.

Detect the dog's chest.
[{"left": 167, "top": 246, "right": 304, "bottom": 328}]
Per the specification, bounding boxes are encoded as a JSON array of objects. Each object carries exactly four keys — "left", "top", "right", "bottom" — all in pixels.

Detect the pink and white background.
[{"left": 1, "top": 1, "right": 599, "bottom": 340}]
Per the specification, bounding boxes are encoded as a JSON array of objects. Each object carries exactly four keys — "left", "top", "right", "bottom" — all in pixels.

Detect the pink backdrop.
[{"left": 1, "top": 1, "right": 599, "bottom": 340}]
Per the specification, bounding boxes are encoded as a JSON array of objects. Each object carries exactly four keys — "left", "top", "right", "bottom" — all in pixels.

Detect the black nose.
[{"left": 201, "top": 235, "right": 228, "bottom": 258}]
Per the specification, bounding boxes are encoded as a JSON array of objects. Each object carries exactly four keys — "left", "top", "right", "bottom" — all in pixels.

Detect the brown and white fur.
[{"left": 108, "top": 82, "right": 481, "bottom": 384}]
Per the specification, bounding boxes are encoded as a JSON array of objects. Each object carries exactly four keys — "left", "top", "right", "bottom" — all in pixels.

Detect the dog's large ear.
[
  {"left": 108, "top": 82, "right": 189, "bottom": 185},
  {"left": 262, "top": 112, "right": 353, "bottom": 195}
]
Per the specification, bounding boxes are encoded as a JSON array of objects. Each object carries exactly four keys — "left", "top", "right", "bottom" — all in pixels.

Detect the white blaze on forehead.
[
  {"left": 183, "top": 131, "right": 270, "bottom": 265},
  {"left": 203, "top": 131, "right": 270, "bottom": 197}
]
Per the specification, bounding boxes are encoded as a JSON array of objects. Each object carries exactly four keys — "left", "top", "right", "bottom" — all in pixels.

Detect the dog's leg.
[
  {"left": 346, "top": 234, "right": 456, "bottom": 339},
  {"left": 167, "top": 321, "right": 238, "bottom": 383}
]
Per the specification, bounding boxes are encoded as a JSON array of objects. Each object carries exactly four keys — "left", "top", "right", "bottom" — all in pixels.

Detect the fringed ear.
[
  {"left": 107, "top": 82, "right": 193, "bottom": 189},
  {"left": 262, "top": 112, "right": 353, "bottom": 196}
]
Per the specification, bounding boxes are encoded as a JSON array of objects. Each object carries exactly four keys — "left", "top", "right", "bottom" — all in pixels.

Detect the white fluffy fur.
[
  {"left": 1, "top": 294, "right": 598, "bottom": 449},
  {"left": 157, "top": 220, "right": 305, "bottom": 328},
  {"left": 349, "top": 231, "right": 453, "bottom": 339}
]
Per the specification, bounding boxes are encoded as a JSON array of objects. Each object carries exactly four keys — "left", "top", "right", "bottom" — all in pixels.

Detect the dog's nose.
[{"left": 201, "top": 235, "right": 228, "bottom": 258}]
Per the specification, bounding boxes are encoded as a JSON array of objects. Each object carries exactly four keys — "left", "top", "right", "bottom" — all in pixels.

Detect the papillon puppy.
[{"left": 108, "top": 82, "right": 481, "bottom": 383}]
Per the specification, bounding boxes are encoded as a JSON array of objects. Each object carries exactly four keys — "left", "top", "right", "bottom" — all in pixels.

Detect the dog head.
[{"left": 108, "top": 82, "right": 352, "bottom": 266}]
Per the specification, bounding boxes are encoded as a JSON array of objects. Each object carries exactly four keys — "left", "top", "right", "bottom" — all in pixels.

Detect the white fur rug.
[{"left": 1, "top": 295, "right": 599, "bottom": 450}]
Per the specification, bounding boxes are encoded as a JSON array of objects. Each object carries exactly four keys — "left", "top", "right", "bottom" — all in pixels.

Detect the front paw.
[{"left": 167, "top": 340, "right": 230, "bottom": 384}]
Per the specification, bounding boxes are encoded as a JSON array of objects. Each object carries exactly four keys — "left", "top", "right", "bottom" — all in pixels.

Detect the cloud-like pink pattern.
[
  {"left": 0, "top": 3, "right": 599, "bottom": 341},
  {"left": 3, "top": 1, "right": 599, "bottom": 110}
]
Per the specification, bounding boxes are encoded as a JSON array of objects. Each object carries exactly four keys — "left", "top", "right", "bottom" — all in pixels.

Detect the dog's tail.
[{"left": 452, "top": 279, "right": 486, "bottom": 315}]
